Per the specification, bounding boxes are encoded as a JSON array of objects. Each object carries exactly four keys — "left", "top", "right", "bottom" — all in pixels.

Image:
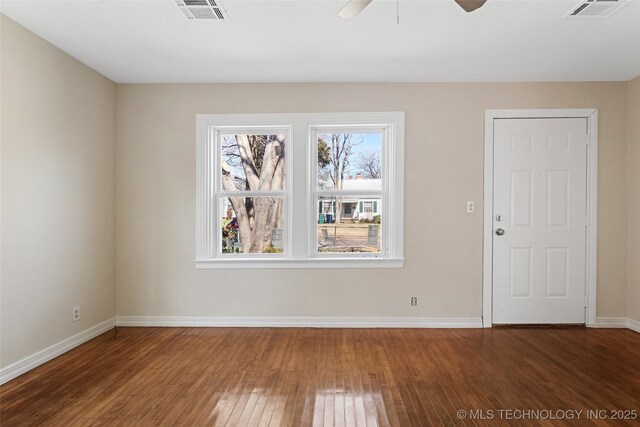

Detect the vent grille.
[
  {"left": 565, "top": 0, "right": 629, "bottom": 18},
  {"left": 174, "top": 0, "right": 227, "bottom": 20}
]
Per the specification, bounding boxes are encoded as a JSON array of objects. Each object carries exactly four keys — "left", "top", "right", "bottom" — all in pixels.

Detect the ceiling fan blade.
[
  {"left": 338, "top": 0, "right": 374, "bottom": 18},
  {"left": 453, "top": 0, "right": 487, "bottom": 13}
]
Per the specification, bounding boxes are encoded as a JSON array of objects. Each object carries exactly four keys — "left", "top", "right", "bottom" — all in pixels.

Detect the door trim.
[{"left": 483, "top": 109, "right": 598, "bottom": 327}]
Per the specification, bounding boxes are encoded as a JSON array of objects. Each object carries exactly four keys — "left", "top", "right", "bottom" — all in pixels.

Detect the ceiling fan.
[{"left": 338, "top": 0, "right": 487, "bottom": 18}]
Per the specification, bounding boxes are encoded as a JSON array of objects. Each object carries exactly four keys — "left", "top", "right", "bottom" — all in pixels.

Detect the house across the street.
[{"left": 318, "top": 176, "right": 381, "bottom": 223}]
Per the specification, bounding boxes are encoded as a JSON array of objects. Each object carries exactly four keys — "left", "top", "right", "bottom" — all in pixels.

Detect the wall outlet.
[
  {"left": 410, "top": 297, "right": 418, "bottom": 307},
  {"left": 72, "top": 306, "right": 80, "bottom": 322}
]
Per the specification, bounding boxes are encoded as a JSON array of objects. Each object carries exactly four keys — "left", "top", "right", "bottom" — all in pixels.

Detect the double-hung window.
[
  {"left": 215, "top": 129, "right": 290, "bottom": 256},
  {"left": 312, "top": 128, "right": 386, "bottom": 256},
  {"left": 196, "top": 112, "right": 404, "bottom": 268}
]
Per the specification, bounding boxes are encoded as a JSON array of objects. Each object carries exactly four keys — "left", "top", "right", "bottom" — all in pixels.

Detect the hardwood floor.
[{"left": 1, "top": 327, "right": 639, "bottom": 426}]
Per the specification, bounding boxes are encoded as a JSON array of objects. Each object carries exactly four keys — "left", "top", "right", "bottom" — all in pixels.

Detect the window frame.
[
  {"left": 195, "top": 112, "right": 404, "bottom": 269},
  {"left": 364, "top": 201, "right": 373, "bottom": 213},
  {"left": 319, "top": 200, "right": 335, "bottom": 215}
]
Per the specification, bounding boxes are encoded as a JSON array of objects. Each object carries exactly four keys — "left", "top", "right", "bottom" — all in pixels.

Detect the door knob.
[{"left": 495, "top": 228, "right": 505, "bottom": 236}]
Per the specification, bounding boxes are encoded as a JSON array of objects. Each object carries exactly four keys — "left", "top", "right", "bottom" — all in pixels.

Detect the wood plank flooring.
[{"left": 1, "top": 327, "right": 639, "bottom": 426}]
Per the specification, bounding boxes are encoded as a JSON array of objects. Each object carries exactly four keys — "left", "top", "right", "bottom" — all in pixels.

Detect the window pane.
[
  {"left": 317, "top": 196, "right": 381, "bottom": 253},
  {"left": 220, "top": 196, "right": 284, "bottom": 254},
  {"left": 221, "top": 134, "right": 286, "bottom": 191},
  {"left": 317, "top": 132, "right": 382, "bottom": 191}
]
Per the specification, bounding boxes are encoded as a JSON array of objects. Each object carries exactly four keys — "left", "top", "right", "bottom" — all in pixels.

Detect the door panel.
[{"left": 493, "top": 118, "right": 587, "bottom": 324}]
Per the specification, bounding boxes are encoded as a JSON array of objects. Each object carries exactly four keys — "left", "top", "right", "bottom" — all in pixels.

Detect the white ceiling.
[{"left": 2, "top": 0, "right": 640, "bottom": 83}]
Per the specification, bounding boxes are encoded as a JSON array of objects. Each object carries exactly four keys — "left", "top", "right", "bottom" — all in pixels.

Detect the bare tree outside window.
[
  {"left": 220, "top": 134, "right": 285, "bottom": 253},
  {"left": 356, "top": 150, "right": 382, "bottom": 179},
  {"left": 317, "top": 133, "right": 363, "bottom": 222}
]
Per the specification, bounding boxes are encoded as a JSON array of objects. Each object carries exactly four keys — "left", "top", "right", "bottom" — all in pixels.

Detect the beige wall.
[
  {"left": 628, "top": 76, "right": 640, "bottom": 323},
  {"left": 1, "top": 16, "right": 116, "bottom": 368},
  {"left": 115, "top": 82, "right": 628, "bottom": 320},
  {"left": 1, "top": 17, "right": 635, "bottom": 367}
]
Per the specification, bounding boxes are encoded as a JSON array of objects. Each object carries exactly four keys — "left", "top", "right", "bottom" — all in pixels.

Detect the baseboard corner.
[{"left": 0, "top": 317, "right": 116, "bottom": 385}]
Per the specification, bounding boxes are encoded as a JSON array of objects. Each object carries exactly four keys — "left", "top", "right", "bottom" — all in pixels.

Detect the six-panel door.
[{"left": 493, "top": 118, "right": 588, "bottom": 324}]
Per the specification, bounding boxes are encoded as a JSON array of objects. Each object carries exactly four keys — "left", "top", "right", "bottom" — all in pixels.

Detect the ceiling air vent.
[
  {"left": 174, "top": 0, "right": 228, "bottom": 20},
  {"left": 564, "top": 0, "right": 629, "bottom": 18}
]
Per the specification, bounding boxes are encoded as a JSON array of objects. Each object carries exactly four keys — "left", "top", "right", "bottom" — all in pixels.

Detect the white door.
[{"left": 492, "top": 118, "right": 588, "bottom": 324}]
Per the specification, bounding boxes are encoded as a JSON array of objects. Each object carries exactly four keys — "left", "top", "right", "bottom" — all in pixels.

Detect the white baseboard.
[
  {"left": 0, "top": 317, "right": 115, "bottom": 385},
  {"left": 594, "top": 317, "right": 640, "bottom": 333},
  {"left": 116, "top": 316, "right": 484, "bottom": 329},
  {"left": 593, "top": 317, "right": 629, "bottom": 328},
  {"left": 1, "top": 315, "right": 634, "bottom": 386}
]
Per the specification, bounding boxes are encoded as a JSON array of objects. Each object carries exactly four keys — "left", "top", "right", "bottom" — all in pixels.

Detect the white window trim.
[{"left": 195, "top": 112, "right": 404, "bottom": 269}]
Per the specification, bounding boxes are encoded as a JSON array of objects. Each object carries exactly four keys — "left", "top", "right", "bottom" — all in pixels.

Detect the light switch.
[{"left": 467, "top": 201, "right": 475, "bottom": 213}]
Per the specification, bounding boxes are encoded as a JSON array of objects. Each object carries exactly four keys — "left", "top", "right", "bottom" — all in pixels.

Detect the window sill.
[{"left": 194, "top": 258, "right": 404, "bottom": 269}]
